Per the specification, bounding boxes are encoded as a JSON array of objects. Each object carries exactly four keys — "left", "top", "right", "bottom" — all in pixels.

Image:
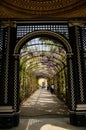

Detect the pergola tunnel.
[{"left": 19, "top": 36, "right": 68, "bottom": 111}]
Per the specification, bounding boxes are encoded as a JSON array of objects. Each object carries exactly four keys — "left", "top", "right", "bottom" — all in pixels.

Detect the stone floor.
[
  {"left": 20, "top": 88, "right": 68, "bottom": 117},
  {"left": 11, "top": 117, "right": 86, "bottom": 130},
  {"left": 9, "top": 88, "right": 86, "bottom": 130}
]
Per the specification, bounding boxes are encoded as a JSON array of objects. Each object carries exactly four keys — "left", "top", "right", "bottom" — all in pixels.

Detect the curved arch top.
[{"left": 14, "top": 30, "right": 72, "bottom": 54}]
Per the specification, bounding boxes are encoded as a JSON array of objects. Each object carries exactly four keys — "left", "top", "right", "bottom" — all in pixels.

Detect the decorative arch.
[
  {"left": 14, "top": 30, "right": 72, "bottom": 54},
  {"left": 13, "top": 30, "right": 75, "bottom": 123}
]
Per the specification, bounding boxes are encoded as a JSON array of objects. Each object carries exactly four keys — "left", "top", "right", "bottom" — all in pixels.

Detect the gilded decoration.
[{"left": 0, "top": 0, "right": 86, "bottom": 18}]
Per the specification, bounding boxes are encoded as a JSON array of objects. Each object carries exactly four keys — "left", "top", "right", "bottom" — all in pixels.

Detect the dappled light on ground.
[{"left": 20, "top": 88, "right": 68, "bottom": 117}]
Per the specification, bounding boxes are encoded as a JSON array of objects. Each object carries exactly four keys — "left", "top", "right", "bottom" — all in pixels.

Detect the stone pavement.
[
  {"left": 20, "top": 88, "right": 68, "bottom": 117},
  {"left": 10, "top": 88, "right": 86, "bottom": 130},
  {"left": 11, "top": 117, "right": 86, "bottom": 130}
]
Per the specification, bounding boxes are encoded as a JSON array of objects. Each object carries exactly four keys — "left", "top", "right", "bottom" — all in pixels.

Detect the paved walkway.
[
  {"left": 11, "top": 118, "right": 86, "bottom": 130},
  {"left": 20, "top": 88, "right": 68, "bottom": 117},
  {"left": 10, "top": 88, "right": 86, "bottom": 130}
]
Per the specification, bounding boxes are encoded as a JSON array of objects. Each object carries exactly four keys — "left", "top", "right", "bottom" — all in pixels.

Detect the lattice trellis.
[
  {"left": 17, "top": 24, "right": 69, "bottom": 40},
  {"left": 81, "top": 26, "right": 86, "bottom": 52},
  {"left": 0, "top": 25, "right": 4, "bottom": 105},
  {"left": 0, "top": 26, "right": 3, "bottom": 78},
  {"left": 0, "top": 26, "right": 3, "bottom": 55},
  {"left": 81, "top": 26, "right": 86, "bottom": 78},
  {"left": 78, "top": 26, "right": 86, "bottom": 103},
  {"left": 84, "top": 58, "right": 86, "bottom": 75},
  {"left": 4, "top": 27, "right": 9, "bottom": 104},
  {"left": 81, "top": 26, "right": 86, "bottom": 102},
  {"left": 0, "top": 26, "right": 9, "bottom": 104},
  {"left": 75, "top": 26, "right": 84, "bottom": 103}
]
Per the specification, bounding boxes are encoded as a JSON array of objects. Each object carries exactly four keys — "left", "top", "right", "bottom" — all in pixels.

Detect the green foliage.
[
  {"left": 19, "top": 37, "right": 67, "bottom": 103},
  {"left": 56, "top": 67, "right": 67, "bottom": 102},
  {"left": 19, "top": 47, "right": 38, "bottom": 102}
]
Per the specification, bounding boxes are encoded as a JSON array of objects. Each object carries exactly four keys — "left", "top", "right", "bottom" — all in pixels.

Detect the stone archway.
[{"left": 13, "top": 30, "right": 75, "bottom": 118}]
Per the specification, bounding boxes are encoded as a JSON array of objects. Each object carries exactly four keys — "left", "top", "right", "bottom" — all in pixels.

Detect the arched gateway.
[{"left": 0, "top": 22, "right": 86, "bottom": 128}]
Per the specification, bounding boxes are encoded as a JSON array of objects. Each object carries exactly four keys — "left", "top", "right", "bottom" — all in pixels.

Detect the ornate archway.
[
  {"left": 14, "top": 30, "right": 72, "bottom": 54},
  {"left": 13, "top": 30, "right": 74, "bottom": 120},
  {"left": 0, "top": 22, "right": 86, "bottom": 128}
]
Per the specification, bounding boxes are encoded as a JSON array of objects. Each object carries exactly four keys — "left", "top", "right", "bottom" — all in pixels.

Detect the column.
[
  {"left": 1, "top": 21, "right": 17, "bottom": 105},
  {"left": 68, "top": 21, "right": 86, "bottom": 126},
  {"left": 13, "top": 54, "right": 20, "bottom": 112},
  {"left": 67, "top": 53, "right": 75, "bottom": 111},
  {"left": 68, "top": 22, "right": 84, "bottom": 104}
]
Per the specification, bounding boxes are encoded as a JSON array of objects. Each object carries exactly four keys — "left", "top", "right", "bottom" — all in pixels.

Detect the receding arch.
[{"left": 14, "top": 30, "right": 72, "bottom": 54}]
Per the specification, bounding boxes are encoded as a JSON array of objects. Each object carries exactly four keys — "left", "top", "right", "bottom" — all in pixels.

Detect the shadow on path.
[
  {"left": 20, "top": 88, "right": 68, "bottom": 117},
  {"left": 10, "top": 89, "right": 86, "bottom": 130}
]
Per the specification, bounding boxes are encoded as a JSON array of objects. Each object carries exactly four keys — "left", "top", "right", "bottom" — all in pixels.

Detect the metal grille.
[
  {"left": 0, "top": 26, "right": 3, "bottom": 78},
  {"left": 0, "top": 26, "right": 9, "bottom": 104},
  {"left": 4, "top": 27, "right": 9, "bottom": 104},
  {"left": 78, "top": 26, "right": 86, "bottom": 102},
  {"left": 0, "top": 26, "right": 4, "bottom": 105},
  {"left": 83, "top": 58, "right": 86, "bottom": 101},
  {"left": 81, "top": 26, "right": 86, "bottom": 52},
  {"left": 17, "top": 24, "right": 69, "bottom": 40},
  {"left": 84, "top": 58, "right": 86, "bottom": 78},
  {"left": 81, "top": 26, "right": 86, "bottom": 83},
  {"left": 0, "top": 26, "right": 3, "bottom": 55}
]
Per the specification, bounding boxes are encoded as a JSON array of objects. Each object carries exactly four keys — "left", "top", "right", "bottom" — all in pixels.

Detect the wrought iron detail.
[
  {"left": 17, "top": 24, "right": 69, "bottom": 40},
  {"left": 14, "top": 58, "right": 18, "bottom": 111},
  {"left": 4, "top": 27, "right": 10, "bottom": 104},
  {"left": 75, "top": 26, "right": 84, "bottom": 102},
  {"left": 14, "top": 30, "right": 72, "bottom": 54},
  {"left": 69, "top": 56, "right": 75, "bottom": 110},
  {"left": 82, "top": 27, "right": 86, "bottom": 52}
]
